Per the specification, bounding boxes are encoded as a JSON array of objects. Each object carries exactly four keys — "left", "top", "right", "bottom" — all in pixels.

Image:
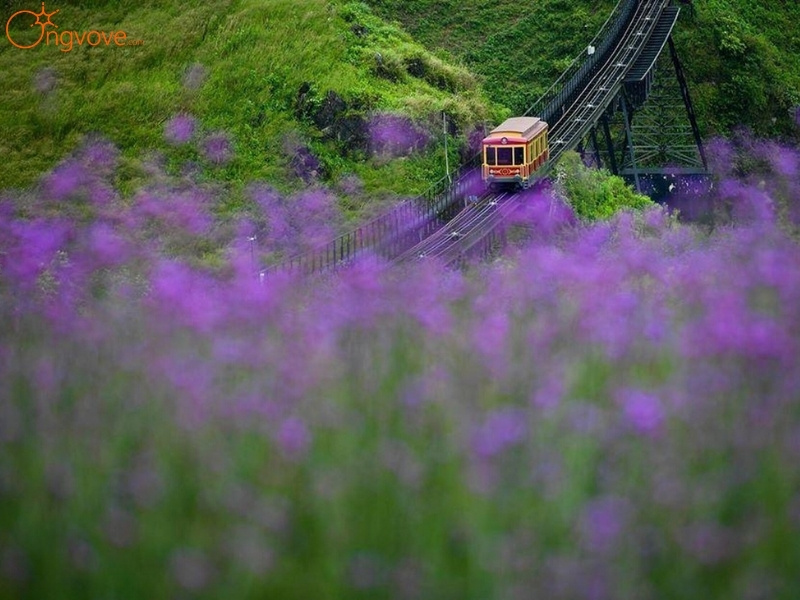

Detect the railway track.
[{"left": 394, "top": 192, "right": 519, "bottom": 265}]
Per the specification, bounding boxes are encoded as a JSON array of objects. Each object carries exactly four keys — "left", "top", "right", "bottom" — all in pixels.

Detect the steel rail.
[
  {"left": 394, "top": 193, "right": 511, "bottom": 263},
  {"left": 427, "top": 198, "right": 520, "bottom": 265}
]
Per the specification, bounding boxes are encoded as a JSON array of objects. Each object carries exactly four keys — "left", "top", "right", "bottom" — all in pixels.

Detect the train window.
[
  {"left": 514, "top": 147, "right": 524, "bottom": 165},
  {"left": 497, "top": 148, "right": 513, "bottom": 165},
  {"left": 486, "top": 147, "right": 496, "bottom": 165}
]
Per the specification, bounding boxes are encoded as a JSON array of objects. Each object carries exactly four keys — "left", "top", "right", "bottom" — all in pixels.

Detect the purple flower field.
[{"left": 1, "top": 131, "right": 800, "bottom": 599}]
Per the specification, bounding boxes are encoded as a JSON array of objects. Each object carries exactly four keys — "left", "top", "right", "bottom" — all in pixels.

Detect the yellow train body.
[{"left": 481, "top": 116, "right": 549, "bottom": 188}]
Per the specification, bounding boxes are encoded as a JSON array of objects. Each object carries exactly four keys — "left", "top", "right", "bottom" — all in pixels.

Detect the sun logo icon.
[{"left": 6, "top": 2, "right": 59, "bottom": 49}]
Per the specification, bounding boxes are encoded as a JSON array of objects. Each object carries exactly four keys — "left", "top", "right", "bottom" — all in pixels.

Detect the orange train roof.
[{"left": 484, "top": 116, "right": 547, "bottom": 143}]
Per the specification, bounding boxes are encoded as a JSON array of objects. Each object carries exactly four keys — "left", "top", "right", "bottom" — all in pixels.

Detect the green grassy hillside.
[
  {"left": 0, "top": 0, "right": 503, "bottom": 208},
  {"left": 367, "top": 0, "right": 800, "bottom": 140},
  {"left": 367, "top": 0, "right": 617, "bottom": 116}
]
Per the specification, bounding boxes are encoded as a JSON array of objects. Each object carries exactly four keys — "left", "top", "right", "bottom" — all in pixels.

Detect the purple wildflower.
[
  {"left": 224, "top": 526, "right": 275, "bottom": 576},
  {"left": 579, "top": 286, "right": 639, "bottom": 359},
  {"left": 103, "top": 506, "right": 138, "bottom": 548},
  {"left": 125, "top": 454, "right": 165, "bottom": 509},
  {"left": 276, "top": 417, "right": 311, "bottom": 459},
  {"left": 294, "top": 189, "right": 339, "bottom": 249},
  {"left": 3, "top": 217, "right": 73, "bottom": 292},
  {"left": 509, "top": 189, "right": 577, "bottom": 240},
  {"left": 678, "top": 522, "right": 738, "bottom": 565},
  {"left": 148, "top": 260, "right": 224, "bottom": 334},
  {"left": 183, "top": 63, "right": 207, "bottom": 91},
  {"left": 530, "top": 372, "right": 564, "bottom": 412},
  {"left": 403, "top": 258, "right": 459, "bottom": 336},
  {"left": 616, "top": 388, "right": 665, "bottom": 438},
  {"left": 203, "top": 131, "right": 233, "bottom": 165},
  {"left": 135, "top": 186, "right": 213, "bottom": 236},
  {"left": 249, "top": 183, "right": 282, "bottom": 217},
  {"left": 164, "top": 113, "right": 196, "bottom": 145},
  {"left": 80, "top": 138, "right": 118, "bottom": 172},
  {"left": 716, "top": 180, "right": 776, "bottom": 225},
  {"left": 472, "top": 407, "right": 527, "bottom": 459},
  {"left": 44, "top": 161, "right": 86, "bottom": 200},
  {"left": 170, "top": 548, "right": 214, "bottom": 591},
  {"left": 67, "top": 536, "right": 98, "bottom": 573},
  {"left": 578, "top": 495, "right": 630, "bottom": 555},
  {"left": 705, "top": 136, "right": 736, "bottom": 178},
  {"left": 472, "top": 306, "right": 511, "bottom": 379},
  {"left": 368, "top": 113, "right": 429, "bottom": 157},
  {"left": 338, "top": 173, "right": 364, "bottom": 196},
  {"left": 769, "top": 147, "right": 799, "bottom": 178},
  {"left": 88, "top": 222, "right": 129, "bottom": 267}
]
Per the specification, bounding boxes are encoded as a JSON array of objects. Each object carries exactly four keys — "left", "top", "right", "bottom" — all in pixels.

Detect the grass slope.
[
  {"left": 0, "top": 0, "right": 502, "bottom": 208},
  {"left": 367, "top": 0, "right": 617, "bottom": 117}
]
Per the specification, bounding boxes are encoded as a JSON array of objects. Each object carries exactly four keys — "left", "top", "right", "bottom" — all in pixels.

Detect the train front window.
[
  {"left": 514, "top": 147, "right": 524, "bottom": 165},
  {"left": 486, "top": 147, "right": 496, "bottom": 165},
  {"left": 497, "top": 147, "right": 513, "bottom": 165}
]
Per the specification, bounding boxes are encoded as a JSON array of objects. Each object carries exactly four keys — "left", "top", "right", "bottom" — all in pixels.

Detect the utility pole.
[
  {"left": 443, "top": 111, "right": 451, "bottom": 183},
  {"left": 248, "top": 235, "right": 257, "bottom": 273}
]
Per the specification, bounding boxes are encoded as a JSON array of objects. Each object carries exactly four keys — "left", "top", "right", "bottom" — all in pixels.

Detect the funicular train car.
[{"left": 481, "top": 116, "right": 549, "bottom": 189}]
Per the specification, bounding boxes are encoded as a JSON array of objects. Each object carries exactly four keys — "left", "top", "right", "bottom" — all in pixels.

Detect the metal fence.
[{"left": 270, "top": 152, "right": 484, "bottom": 276}]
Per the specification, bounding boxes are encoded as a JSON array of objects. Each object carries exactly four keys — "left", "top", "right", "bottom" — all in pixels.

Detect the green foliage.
[
  {"left": 555, "top": 151, "right": 653, "bottom": 221},
  {"left": 338, "top": 1, "right": 502, "bottom": 128},
  {"left": 672, "top": 0, "right": 800, "bottom": 139}
]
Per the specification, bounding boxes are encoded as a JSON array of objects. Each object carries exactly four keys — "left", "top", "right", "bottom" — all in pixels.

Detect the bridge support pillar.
[
  {"left": 600, "top": 115, "right": 619, "bottom": 175},
  {"left": 620, "top": 93, "right": 642, "bottom": 193}
]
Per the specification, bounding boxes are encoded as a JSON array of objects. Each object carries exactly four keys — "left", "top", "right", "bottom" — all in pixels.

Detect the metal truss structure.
[{"left": 582, "top": 5, "right": 708, "bottom": 192}]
